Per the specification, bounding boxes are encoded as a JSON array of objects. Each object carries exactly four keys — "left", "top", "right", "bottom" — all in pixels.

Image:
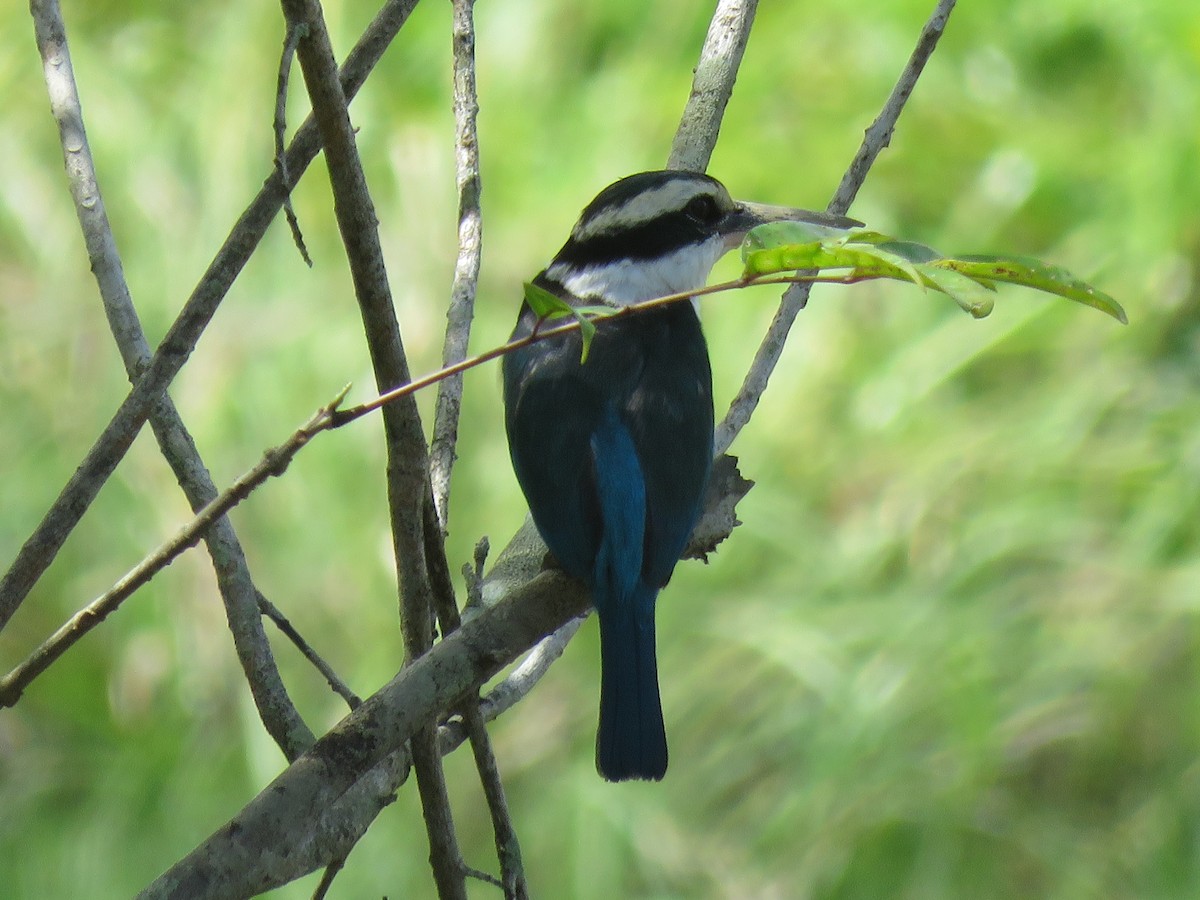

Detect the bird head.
[{"left": 541, "top": 170, "right": 860, "bottom": 306}]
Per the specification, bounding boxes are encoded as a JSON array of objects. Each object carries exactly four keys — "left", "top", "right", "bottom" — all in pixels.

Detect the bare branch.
[
  {"left": 410, "top": 730, "right": 469, "bottom": 900},
  {"left": 0, "top": 0, "right": 421, "bottom": 631},
  {"left": 668, "top": 0, "right": 758, "bottom": 173},
  {"left": 432, "top": 7, "right": 528, "bottom": 892},
  {"left": 431, "top": 0, "right": 484, "bottom": 526},
  {"left": 828, "top": 0, "right": 958, "bottom": 216},
  {"left": 26, "top": 0, "right": 314, "bottom": 757},
  {"left": 0, "top": 270, "right": 837, "bottom": 708},
  {"left": 256, "top": 592, "right": 362, "bottom": 709},
  {"left": 137, "top": 455, "right": 750, "bottom": 897},
  {"left": 138, "top": 561, "right": 587, "bottom": 899},
  {"left": 0, "top": 392, "right": 349, "bottom": 708},
  {"left": 423, "top": 510, "right": 528, "bottom": 897},
  {"left": 280, "top": 1, "right": 470, "bottom": 895},
  {"left": 275, "top": 17, "right": 314, "bottom": 266},
  {"left": 311, "top": 855, "right": 346, "bottom": 900},
  {"left": 439, "top": 617, "right": 585, "bottom": 755},
  {"left": 715, "top": 0, "right": 958, "bottom": 454}
]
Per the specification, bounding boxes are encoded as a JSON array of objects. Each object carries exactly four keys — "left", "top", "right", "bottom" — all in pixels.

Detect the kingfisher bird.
[{"left": 502, "top": 170, "right": 859, "bottom": 781}]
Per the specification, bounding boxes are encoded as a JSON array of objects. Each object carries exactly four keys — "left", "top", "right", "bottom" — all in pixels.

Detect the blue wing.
[{"left": 502, "top": 296, "right": 713, "bottom": 780}]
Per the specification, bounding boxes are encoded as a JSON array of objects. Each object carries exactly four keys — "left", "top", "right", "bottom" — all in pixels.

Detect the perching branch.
[
  {"left": 137, "top": 563, "right": 588, "bottom": 900},
  {"left": 145, "top": 440, "right": 755, "bottom": 899},
  {"left": 715, "top": 0, "right": 958, "bottom": 454},
  {"left": 0, "top": 273, "right": 837, "bottom": 708},
  {"left": 135, "top": 452, "right": 752, "bottom": 899}
]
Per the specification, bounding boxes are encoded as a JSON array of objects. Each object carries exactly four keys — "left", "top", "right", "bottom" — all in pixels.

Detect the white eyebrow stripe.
[{"left": 573, "top": 181, "right": 713, "bottom": 241}]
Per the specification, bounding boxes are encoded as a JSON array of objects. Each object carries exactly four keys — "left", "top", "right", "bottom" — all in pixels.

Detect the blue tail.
[
  {"left": 589, "top": 412, "right": 667, "bottom": 781},
  {"left": 596, "top": 584, "right": 667, "bottom": 781}
]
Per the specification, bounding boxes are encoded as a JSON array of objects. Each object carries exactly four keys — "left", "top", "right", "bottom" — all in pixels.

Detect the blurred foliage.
[{"left": 1, "top": 0, "right": 1198, "bottom": 897}]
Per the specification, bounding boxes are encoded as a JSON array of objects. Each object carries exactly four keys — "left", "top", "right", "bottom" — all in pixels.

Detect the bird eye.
[{"left": 683, "top": 195, "right": 720, "bottom": 225}]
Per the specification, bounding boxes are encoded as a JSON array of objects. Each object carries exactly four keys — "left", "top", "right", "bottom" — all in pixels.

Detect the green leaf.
[
  {"left": 915, "top": 264, "right": 995, "bottom": 318},
  {"left": 857, "top": 236, "right": 943, "bottom": 264},
  {"left": 932, "top": 255, "right": 1128, "bottom": 324},
  {"left": 742, "top": 239, "right": 925, "bottom": 289},
  {"left": 522, "top": 282, "right": 616, "bottom": 363},
  {"left": 523, "top": 281, "right": 574, "bottom": 319},
  {"left": 841, "top": 242, "right": 926, "bottom": 288},
  {"left": 738, "top": 224, "right": 1125, "bottom": 325},
  {"left": 741, "top": 220, "right": 857, "bottom": 260},
  {"left": 576, "top": 315, "right": 597, "bottom": 363}
]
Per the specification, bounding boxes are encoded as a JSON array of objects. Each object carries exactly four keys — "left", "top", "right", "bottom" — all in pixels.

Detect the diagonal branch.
[
  {"left": 0, "top": 272, "right": 836, "bottom": 709},
  {"left": 668, "top": 0, "right": 759, "bottom": 173},
  {"left": 137, "top": 564, "right": 588, "bottom": 900},
  {"left": 715, "top": 0, "right": 958, "bottom": 454},
  {"left": 28, "top": 0, "right": 314, "bottom": 758},
  {"left": 0, "top": 0, "right": 422, "bottom": 632},
  {"left": 279, "top": 0, "right": 467, "bottom": 896},
  {"left": 136, "top": 453, "right": 752, "bottom": 899},
  {"left": 430, "top": 0, "right": 484, "bottom": 527},
  {"left": 0, "top": 391, "right": 349, "bottom": 708}
]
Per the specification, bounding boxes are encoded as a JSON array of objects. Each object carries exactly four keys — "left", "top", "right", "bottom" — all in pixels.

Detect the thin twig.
[
  {"left": 0, "top": 0, "right": 421, "bottom": 633},
  {"left": 668, "top": 0, "right": 759, "bottom": 173},
  {"left": 138, "top": 564, "right": 592, "bottom": 900},
  {"left": 463, "top": 866, "right": 505, "bottom": 890},
  {"left": 463, "top": 691, "right": 531, "bottom": 899},
  {"left": 0, "top": 273, "right": 842, "bottom": 707},
  {"left": 256, "top": 592, "right": 362, "bottom": 709},
  {"left": 828, "top": 0, "right": 958, "bottom": 216},
  {"left": 335, "top": 274, "right": 840, "bottom": 421},
  {"left": 423, "top": 504, "right": 528, "bottom": 898},
  {"left": 0, "top": 392, "right": 349, "bottom": 708},
  {"left": 715, "top": 0, "right": 958, "bottom": 455},
  {"left": 310, "top": 854, "right": 345, "bottom": 900},
  {"left": 26, "top": 0, "right": 315, "bottom": 758},
  {"left": 275, "top": 17, "right": 314, "bottom": 266},
  {"left": 409, "top": 730, "right": 468, "bottom": 900},
  {"left": 431, "top": 0, "right": 484, "bottom": 527},
  {"left": 438, "top": 617, "right": 586, "bottom": 755}
]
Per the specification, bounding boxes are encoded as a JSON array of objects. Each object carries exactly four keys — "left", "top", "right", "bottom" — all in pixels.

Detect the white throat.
[{"left": 546, "top": 239, "right": 728, "bottom": 307}]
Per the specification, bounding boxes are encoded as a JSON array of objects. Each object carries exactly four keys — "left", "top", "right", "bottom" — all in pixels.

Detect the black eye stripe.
[
  {"left": 550, "top": 172, "right": 733, "bottom": 269},
  {"left": 552, "top": 218, "right": 711, "bottom": 267}
]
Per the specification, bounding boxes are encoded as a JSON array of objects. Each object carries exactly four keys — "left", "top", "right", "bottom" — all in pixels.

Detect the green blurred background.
[{"left": 2, "top": 0, "right": 1198, "bottom": 896}]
